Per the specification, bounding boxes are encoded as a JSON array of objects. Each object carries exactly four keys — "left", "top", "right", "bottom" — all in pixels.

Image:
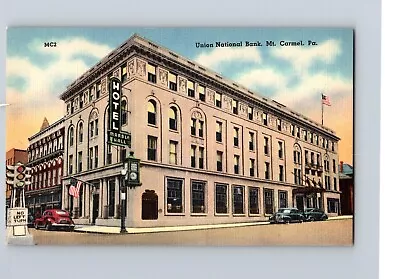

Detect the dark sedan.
[
  {"left": 269, "top": 208, "right": 305, "bottom": 224},
  {"left": 303, "top": 208, "right": 328, "bottom": 222}
]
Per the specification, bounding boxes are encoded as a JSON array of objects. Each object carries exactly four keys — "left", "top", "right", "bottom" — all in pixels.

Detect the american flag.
[
  {"left": 321, "top": 94, "right": 331, "bottom": 106},
  {"left": 69, "top": 181, "right": 83, "bottom": 198}
]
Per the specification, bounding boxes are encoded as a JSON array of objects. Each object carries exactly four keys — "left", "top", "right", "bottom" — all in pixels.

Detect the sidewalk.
[{"left": 73, "top": 215, "right": 353, "bottom": 235}]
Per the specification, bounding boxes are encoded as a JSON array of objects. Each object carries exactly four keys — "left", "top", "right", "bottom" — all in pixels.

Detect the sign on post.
[{"left": 7, "top": 207, "right": 28, "bottom": 227}]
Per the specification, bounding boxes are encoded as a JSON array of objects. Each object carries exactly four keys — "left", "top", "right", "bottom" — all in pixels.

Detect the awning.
[{"left": 293, "top": 186, "right": 326, "bottom": 195}]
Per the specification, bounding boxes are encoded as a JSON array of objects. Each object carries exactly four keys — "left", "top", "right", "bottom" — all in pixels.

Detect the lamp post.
[{"left": 120, "top": 168, "right": 127, "bottom": 234}]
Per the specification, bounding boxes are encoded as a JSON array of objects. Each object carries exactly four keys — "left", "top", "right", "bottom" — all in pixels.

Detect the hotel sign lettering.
[{"left": 108, "top": 77, "right": 131, "bottom": 147}]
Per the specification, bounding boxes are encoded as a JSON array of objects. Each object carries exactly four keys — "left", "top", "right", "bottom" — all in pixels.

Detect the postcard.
[{"left": 5, "top": 27, "right": 354, "bottom": 245}]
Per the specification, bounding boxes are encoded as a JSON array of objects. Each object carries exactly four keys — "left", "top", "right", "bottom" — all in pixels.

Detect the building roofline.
[
  {"left": 7, "top": 148, "right": 27, "bottom": 153},
  {"left": 59, "top": 33, "right": 340, "bottom": 140},
  {"left": 28, "top": 117, "right": 65, "bottom": 141}
]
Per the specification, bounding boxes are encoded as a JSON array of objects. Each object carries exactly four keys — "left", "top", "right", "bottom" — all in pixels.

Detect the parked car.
[
  {"left": 303, "top": 208, "right": 328, "bottom": 222},
  {"left": 27, "top": 214, "right": 35, "bottom": 228},
  {"left": 269, "top": 208, "right": 305, "bottom": 224},
  {"left": 34, "top": 209, "right": 75, "bottom": 231}
]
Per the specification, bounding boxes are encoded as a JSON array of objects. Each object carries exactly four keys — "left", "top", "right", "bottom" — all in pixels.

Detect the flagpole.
[{"left": 321, "top": 93, "right": 324, "bottom": 126}]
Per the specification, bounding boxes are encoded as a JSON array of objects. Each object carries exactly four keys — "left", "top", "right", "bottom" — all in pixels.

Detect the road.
[{"left": 29, "top": 219, "right": 353, "bottom": 246}]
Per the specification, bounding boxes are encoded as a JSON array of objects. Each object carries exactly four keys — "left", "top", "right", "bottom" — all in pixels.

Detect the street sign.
[
  {"left": 7, "top": 207, "right": 28, "bottom": 227},
  {"left": 107, "top": 131, "right": 131, "bottom": 147}
]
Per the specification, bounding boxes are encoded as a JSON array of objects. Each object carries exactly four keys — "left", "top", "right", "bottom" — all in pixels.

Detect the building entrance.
[
  {"left": 92, "top": 194, "right": 99, "bottom": 224},
  {"left": 142, "top": 190, "right": 158, "bottom": 220}
]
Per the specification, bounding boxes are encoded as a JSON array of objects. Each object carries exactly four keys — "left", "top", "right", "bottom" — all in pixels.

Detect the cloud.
[
  {"left": 195, "top": 47, "right": 262, "bottom": 69},
  {"left": 236, "top": 68, "right": 288, "bottom": 91},
  {"left": 271, "top": 39, "right": 342, "bottom": 73},
  {"left": 6, "top": 37, "right": 112, "bottom": 150}
]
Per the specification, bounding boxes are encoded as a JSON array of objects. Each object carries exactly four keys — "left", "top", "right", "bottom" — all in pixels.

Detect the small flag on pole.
[
  {"left": 69, "top": 181, "right": 83, "bottom": 198},
  {"left": 321, "top": 94, "right": 331, "bottom": 106}
]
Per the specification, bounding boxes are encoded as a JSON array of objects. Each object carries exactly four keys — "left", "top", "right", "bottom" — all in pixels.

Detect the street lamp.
[{"left": 120, "top": 168, "right": 128, "bottom": 234}]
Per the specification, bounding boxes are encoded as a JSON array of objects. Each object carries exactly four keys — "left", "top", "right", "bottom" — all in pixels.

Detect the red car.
[{"left": 34, "top": 209, "right": 75, "bottom": 231}]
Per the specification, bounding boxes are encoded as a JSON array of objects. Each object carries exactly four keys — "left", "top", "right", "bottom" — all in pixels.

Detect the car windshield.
[
  {"left": 305, "top": 209, "right": 314, "bottom": 212},
  {"left": 55, "top": 210, "right": 69, "bottom": 216},
  {"left": 277, "top": 209, "right": 291, "bottom": 214}
]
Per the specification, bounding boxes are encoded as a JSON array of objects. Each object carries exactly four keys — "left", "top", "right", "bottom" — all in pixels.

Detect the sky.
[{"left": 6, "top": 27, "right": 354, "bottom": 164}]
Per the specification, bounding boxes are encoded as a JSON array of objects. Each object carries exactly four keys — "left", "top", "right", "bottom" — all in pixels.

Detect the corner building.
[{"left": 60, "top": 34, "right": 341, "bottom": 227}]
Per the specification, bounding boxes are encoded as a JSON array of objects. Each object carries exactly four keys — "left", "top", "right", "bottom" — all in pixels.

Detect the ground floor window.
[
  {"left": 264, "top": 188, "right": 274, "bottom": 214},
  {"left": 249, "top": 187, "right": 259, "bottom": 214},
  {"left": 232, "top": 185, "right": 244, "bottom": 214},
  {"left": 278, "top": 190, "right": 288, "bottom": 208},
  {"left": 327, "top": 198, "right": 340, "bottom": 213},
  {"left": 166, "top": 178, "right": 184, "bottom": 213},
  {"left": 108, "top": 180, "right": 115, "bottom": 217},
  {"left": 191, "top": 181, "right": 206, "bottom": 213},
  {"left": 215, "top": 183, "right": 228, "bottom": 214}
]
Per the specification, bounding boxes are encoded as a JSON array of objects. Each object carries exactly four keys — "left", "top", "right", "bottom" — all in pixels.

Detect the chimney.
[{"left": 340, "top": 161, "right": 344, "bottom": 173}]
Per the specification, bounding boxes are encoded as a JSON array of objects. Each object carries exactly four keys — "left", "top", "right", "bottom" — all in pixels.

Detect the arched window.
[
  {"left": 147, "top": 100, "right": 156, "bottom": 125},
  {"left": 78, "top": 122, "right": 84, "bottom": 143},
  {"left": 121, "top": 100, "right": 128, "bottom": 126},
  {"left": 89, "top": 110, "right": 99, "bottom": 139},
  {"left": 69, "top": 127, "right": 74, "bottom": 147},
  {"left": 169, "top": 107, "right": 177, "bottom": 130}
]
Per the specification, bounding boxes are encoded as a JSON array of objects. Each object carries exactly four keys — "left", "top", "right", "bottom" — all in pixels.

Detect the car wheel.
[
  {"left": 309, "top": 217, "right": 315, "bottom": 222},
  {"left": 45, "top": 223, "right": 52, "bottom": 231},
  {"left": 34, "top": 223, "right": 39, "bottom": 230}
]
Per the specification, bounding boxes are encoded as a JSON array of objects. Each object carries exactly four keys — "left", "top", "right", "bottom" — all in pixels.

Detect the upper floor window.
[
  {"left": 332, "top": 142, "right": 335, "bottom": 152},
  {"left": 187, "top": 80, "right": 195, "bottom": 97},
  {"left": 277, "top": 119, "right": 282, "bottom": 131},
  {"left": 249, "top": 132, "right": 255, "bottom": 151},
  {"left": 264, "top": 137, "right": 269, "bottom": 155},
  {"left": 168, "top": 72, "right": 177, "bottom": 91},
  {"left": 89, "top": 111, "right": 99, "bottom": 139},
  {"left": 121, "top": 100, "right": 128, "bottom": 126},
  {"left": 191, "top": 119, "right": 196, "bottom": 136},
  {"left": 121, "top": 64, "right": 127, "bottom": 83},
  {"left": 233, "top": 99, "right": 238, "bottom": 114},
  {"left": 248, "top": 106, "right": 253, "bottom": 120},
  {"left": 148, "top": 136, "right": 157, "bottom": 161},
  {"left": 169, "top": 141, "right": 178, "bottom": 165},
  {"left": 199, "top": 147, "right": 204, "bottom": 169},
  {"left": 147, "top": 64, "right": 156, "bottom": 83},
  {"left": 217, "top": 151, "right": 223, "bottom": 172},
  {"left": 263, "top": 113, "right": 267, "bottom": 125},
  {"left": 78, "top": 152, "right": 83, "bottom": 173},
  {"left": 234, "top": 155, "right": 240, "bottom": 174},
  {"left": 169, "top": 107, "right": 178, "bottom": 131},
  {"left": 333, "top": 159, "right": 336, "bottom": 173},
  {"left": 96, "top": 82, "right": 101, "bottom": 99},
  {"left": 303, "top": 130, "right": 307, "bottom": 141},
  {"left": 296, "top": 127, "right": 300, "bottom": 138},
  {"left": 198, "top": 120, "right": 204, "bottom": 138},
  {"left": 78, "top": 122, "right": 84, "bottom": 143},
  {"left": 290, "top": 124, "right": 295, "bottom": 136},
  {"left": 191, "top": 145, "right": 196, "bottom": 168},
  {"left": 69, "top": 127, "right": 74, "bottom": 147},
  {"left": 215, "top": 92, "right": 222, "bottom": 108},
  {"left": 216, "top": 121, "right": 222, "bottom": 142},
  {"left": 249, "top": 159, "right": 255, "bottom": 177},
  {"left": 278, "top": 141, "right": 284, "bottom": 159},
  {"left": 147, "top": 100, "right": 156, "bottom": 125},
  {"left": 79, "top": 93, "right": 84, "bottom": 109},
  {"left": 234, "top": 127, "right": 239, "bottom": 147},
  {"left": 198, "top": 85, "right": 205, "bottom": 101}
]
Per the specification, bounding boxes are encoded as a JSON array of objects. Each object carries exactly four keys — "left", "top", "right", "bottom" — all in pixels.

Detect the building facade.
[
  {"left": 26, "top": 118, "right": 65, "bottom": 216},
  {"left": 60, "top": 34, "right": 341, "bottom": 228},
  {"left": 5, "top": 148, "right": 28, "bottom": 208},
  {"left": 339, "top": 162, "right": 353, "bottom": 215}
]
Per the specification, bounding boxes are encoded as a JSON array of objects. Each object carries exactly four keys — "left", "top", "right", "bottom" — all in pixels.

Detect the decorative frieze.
[
  {"left": 191, "top": 110, "right": 203, "bottom": 120},
  {"left": 178, "top": 76, "right": 187, "bottom": 94},
  {"left": 136, "top": 58, "right": 146, "bottom": 78},
  {"left": 222, "top": 95, "right": 233, "bottom": 112},
  {"left": 127, "top": 59, "right": 135, "bottom": 80},
  {"left": 113, "top": 68, "right": 120, "bottom": 78},
  {"left": 158, "top": 68, "right": 168, "bottom": 87},
  {"left": 101, "top": 78, "right": 107, "bottom": 96},
  {"left": 238, "top": 102, "right": 248, "bottom": 117},
  {"left": 254, "top": 109, "right": 263, "bottom": 123},
  {"left": 206, "top": 88, "right": 215, "bottom": 105}
]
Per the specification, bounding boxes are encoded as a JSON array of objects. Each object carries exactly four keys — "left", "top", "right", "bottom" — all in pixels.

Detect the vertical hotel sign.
[{"left": 107, "top": 77, "right": 131, "bottom": 147}]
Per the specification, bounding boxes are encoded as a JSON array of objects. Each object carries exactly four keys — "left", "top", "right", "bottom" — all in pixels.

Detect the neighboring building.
[
  {"left": 339, "top": 161, "right": 354, "bottom": 215},
  {"left": 26, "top": 117, "right": 65, "bottom": 216},
  {"left": 60, "top": 34, "right": 341, "bottom": 228},
  {"left": 5, "top": 148, "right": 28, "bottom": 208}
]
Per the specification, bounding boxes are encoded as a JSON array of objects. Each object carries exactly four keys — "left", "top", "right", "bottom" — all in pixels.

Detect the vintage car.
[
  {"left": 303, "top": 208, "right": 328, "bottom": 222},
  {"left": 269, "top": 208, "right": 305, "bottom": 224},
  {"left": 34, "top": 209, "right": 75, "bottom": 231}
]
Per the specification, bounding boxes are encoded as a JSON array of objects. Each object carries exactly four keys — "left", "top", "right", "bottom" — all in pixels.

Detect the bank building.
[{"left": 60, "top": 34, "right": 341, "bottom": 228}]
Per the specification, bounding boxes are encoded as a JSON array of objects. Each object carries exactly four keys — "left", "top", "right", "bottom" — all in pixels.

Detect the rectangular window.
[
  {"left": 198, "top": 85, "right": 205, "bottom": 101},
  {"left": 107, "top": 144, "right": 112, "bottom": 165},
  {"left": 265, "top": 162, "right": 270, "bottom": 179},
  {"left": 216, "top": 121, "right": 222, "bottom": 142},
  {"left": 191, "top": 181, "right": 205, "bottom": 213},
  {"left": 234, "top": 127, "right": 239, "bottom": 147},
  {"left": 147, "top": 64, "right": 156, "bottom": 83},
  {"left": 277, "top": 119, "right": 281, "bottom": 131},
  {"left": 296, "top": 127, "right": 300, "bottom": 138},
  {"left": 279, "top": 190, "right": 288, "bottom": 209},
  {"left": 94, "top": 146, "right": 98, "bottom": 168},
  {"left": 168, "top": 72, "right": 177, "bottom": 91},
  {"left": 68, "top": 155, "right": 73, "bottom": 174},
  {"left": 187, "top": 80, "right": 195, "bottom": 97},
  {"left": 233, "top": 186, "right": 244, "bottom": 214},
  {"left": 166, "top": 178, "right": 183, "bottom": 213},
  {"left": 278, "top": 141, "right": 284, "bottom": 159},
  {"left": 215, "top": 92, "right": 222, "bottom": 108},
  {"left": 334, "top": 177, "right": 337, "bottom": 191},
  {"left": 279, "top": 165, "right": 284, "bottom": 182},
  {"left": 264, "top": 137, "right": 269, "bottom": 155},
  {"left": 121, "top": 64, "right": 127, "bottom": 82},
  {"left": 290, "top": 124, "right": 295, "bottom": 136},
  {"left": 233, "top": 99, "right": 238, "bottom": 114},
  {"left": 198, "top": 120, "right": 204, "bottom": 138},
  {"left": 78, "top": 151, "right": 82, "bottom": 172},
  {"left": 79, "top": 93, "right": 83, "bottom": 109},
  {"left": 96, "top": 82, "right": 101, "bottom": 99},
  {"left": 191, "top": 145, "right": 196, "bottom": 168},
  {"left": 95, "top": 119, "right": 99, "bottom": 136},
  {"left": 249, "top": 159, "right": 255, "bottom": 177},
  {"left": 234, "top": 155, "right": 240, "bottom": 174},
  {"left": 249, "top": 132, "right": 254, "bottom": 151},
  {"left": 333, "top": 159, "right": 336, "bottom": 173},
  {"left": 305, "top": 150, "right": 309, "bottom": 164},
  {"left": 108, "top": 180, "right": 115, "bottom": 217},
  {"left": 199, "top": 147, "right": 204, "bottom": 169},
  {"left": 264, "top": 189, "right": 274, "bottom": 214},
  {"left": 317, "top": 154, "right": 321, "bottom": 167},
  {"left": 191, "top": 119, "right": 196, "bottom": 136},
  {"left": 147, "top": 136, "right": 157, "bottom": 161},
  {"left": 89, "top": 148, "right": 93, "bottom": 169},
  {"left": 263, "top": 113, "right": 267, "bottom": 125},
  {"left": 169, "top": 141, "right": 178, "bottom": 164},
  {"left": 311, "top": 152, "right": 315, "bottom": 165},
  {"left": 248, "top": 106, "right": 253, "bottom": 120},
  {"left": 249, "top": 187, "right": 260, "bottom": 215},
  {"left": 217, "top": 151, "right": 223, "bottom": 171},
  {"left": 332, "top": 142, "right": 335, "bottom": 152},
  {"left": 120, "top": 148, "right": 127, "bottom": 162},
  {"left": 327, "top": 198, "right": 339, "bottom": 213},
  {"left": 215, "top": 184, "right": 228, "bottom": 214}
]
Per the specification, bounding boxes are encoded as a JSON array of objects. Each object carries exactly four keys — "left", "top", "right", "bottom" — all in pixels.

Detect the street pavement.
[{"left": 27, "top": 216, "right": 353, "bottom": 246}]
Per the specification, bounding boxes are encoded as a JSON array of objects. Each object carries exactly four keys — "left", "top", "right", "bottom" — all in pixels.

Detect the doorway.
[
  {"left": 92, "top": 194, "right": 99, "bottom": 224},
  {"left": 296, "top": 195, "right": 305, "bottom": 212},
  {"left": 142, "top": 190, "right": 158, "bottom": 220}
]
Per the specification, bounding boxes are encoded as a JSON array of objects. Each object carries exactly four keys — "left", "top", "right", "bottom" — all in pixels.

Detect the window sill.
[
  {"left": 165, "top": 213, "right": 185, "bottom": 216},
  {"left": 169, "top": 129, "right": 179, "bottom": 134},
  {"left": 215, "top": 213, "right": 229, "bottom": 217},
  {"left": 190, "top": 213, "right": 207, "bottom": 217},
  {"left": 232, "top": 214, "right": 246, "bottom": 217},
  {"left": 249, "top": 213, "right": 261, "bottom": 217}
]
